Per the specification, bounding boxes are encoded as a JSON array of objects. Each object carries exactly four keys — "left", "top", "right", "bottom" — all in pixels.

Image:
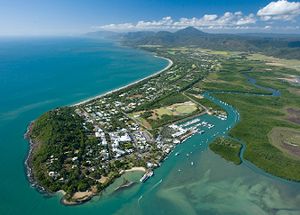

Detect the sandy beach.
[
  {"left": 71, "top": 55, "right": 173, "bottom": 106},
  {"left": 124, "top": 167, "right": 146, "bottom": 172}
]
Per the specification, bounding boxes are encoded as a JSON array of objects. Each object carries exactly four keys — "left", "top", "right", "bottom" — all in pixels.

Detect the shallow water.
[
  {"left": 113, "top": 93, "right": 300, "bottom": 215},
  {"left": 0, "top": 37, "right": 299, "bottom": 215}
]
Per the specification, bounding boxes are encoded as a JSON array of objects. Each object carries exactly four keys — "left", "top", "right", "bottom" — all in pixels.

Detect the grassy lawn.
[
  {"left": 130, "top": 94, "right": 203, "bottom": 129},
  {"left": 150, "top": 101, "right": 199, "bottom": 119}
]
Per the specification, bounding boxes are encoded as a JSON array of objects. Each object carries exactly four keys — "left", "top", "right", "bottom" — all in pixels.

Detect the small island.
[{"left": 209, "top": 137, "right": 242, "bottom": 165}]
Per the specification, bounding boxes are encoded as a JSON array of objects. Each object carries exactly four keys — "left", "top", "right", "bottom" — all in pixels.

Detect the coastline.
[
  {"left": 15, "top": 38, "right": 300, "bottom": 213},
  {"left": 24, "top": 122, "right": 49, "bottom": 194},
  {"left": 124, "top": 166, "right": 146, "bottom": 173},
  {"left": 61, "top": 167, "right": 146, "bottom": 205},
  {"left": 24, "top": 53, "right": 172, "bottom": 206},
  {"left": 71, "top": 55, "right": 173, "bottom": 107}
]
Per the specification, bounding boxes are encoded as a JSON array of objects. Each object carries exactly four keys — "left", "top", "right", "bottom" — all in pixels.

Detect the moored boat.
[{"left": 140, "top": 171, "right": 154, "bottom": 183}]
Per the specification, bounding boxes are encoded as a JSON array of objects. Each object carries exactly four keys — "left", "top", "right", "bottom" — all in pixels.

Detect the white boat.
[
  {"left": 182, "top": 119, "right": 201, "bottom": 127},
  {"left": 140, "top": 171, "right": 154, "bottom": 183}
]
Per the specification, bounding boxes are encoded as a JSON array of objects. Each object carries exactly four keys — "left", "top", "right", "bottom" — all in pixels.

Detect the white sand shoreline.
[
  {"left": 124, "top": 166, "right": 147, "bottom": 172},
  {"left": 71, "top": 55, "right": 173, "bottom": 107}
]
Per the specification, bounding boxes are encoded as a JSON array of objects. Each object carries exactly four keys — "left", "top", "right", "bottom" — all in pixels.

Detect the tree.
[{"left": 77, "top": 181, "right": 89, "bottom": 192}]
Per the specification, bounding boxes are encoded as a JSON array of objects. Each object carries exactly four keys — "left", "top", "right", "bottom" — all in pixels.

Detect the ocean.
[{"left": 0, "top": 37, "right": 300, "bottom": 215}]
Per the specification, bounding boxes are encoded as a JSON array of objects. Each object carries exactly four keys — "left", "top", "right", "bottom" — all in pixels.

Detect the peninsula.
[
  {"left": 26, "top": 28, "right": 300, "bottom": 205},
  {"left": 26, "top": 47, "right": 225, "bottom": 204}
]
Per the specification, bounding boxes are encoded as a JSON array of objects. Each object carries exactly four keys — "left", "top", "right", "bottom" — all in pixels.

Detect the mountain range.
[{"left": 87, "top": 27, "right": 300, "bottom": 60}]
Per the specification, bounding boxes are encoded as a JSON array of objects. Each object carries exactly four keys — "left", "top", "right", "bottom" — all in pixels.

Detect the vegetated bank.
[
  {"left": 209, "top": 137, "right": 242, "bottom": 165},
  {"left": 200, "top": 53, "right": 300, "bottom": 181}
]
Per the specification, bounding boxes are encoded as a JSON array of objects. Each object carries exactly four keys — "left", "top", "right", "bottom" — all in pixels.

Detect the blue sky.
[{"left": 0, "top": 0, "right": 300, "bottom": 36}]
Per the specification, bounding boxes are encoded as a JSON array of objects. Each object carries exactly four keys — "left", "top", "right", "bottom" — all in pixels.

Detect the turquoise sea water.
[{"left": 1, "top": 37, "right": 300, "bottom": 215}]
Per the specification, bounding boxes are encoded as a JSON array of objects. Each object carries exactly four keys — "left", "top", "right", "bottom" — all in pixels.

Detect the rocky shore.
[{"left": 24, "top": 121, "right": 46, "bottom": 193}]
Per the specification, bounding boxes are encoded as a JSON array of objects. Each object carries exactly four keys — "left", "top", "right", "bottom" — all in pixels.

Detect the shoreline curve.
[
  {"left": 24, "top": 53, "right": 172, "bottom": 205},
  {"left": 71, "top": 55, "right": 173, "bottom": 107}
]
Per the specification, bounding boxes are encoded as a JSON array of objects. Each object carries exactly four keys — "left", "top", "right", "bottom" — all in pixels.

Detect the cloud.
[
  {"left": 257, "top": 0, "right": 300, "bottom": 21},
  {"left": 175, "top": 12, "right": 256, "bottom": 28},
  {"left": 136, "top": 16, "right": 174, "bottom": 29},
  {"left": 95, "top": 12, "right": 256, "bottom": 31},
  {"left": 94, "top": 2, "right": 300, "bottom": 32}
]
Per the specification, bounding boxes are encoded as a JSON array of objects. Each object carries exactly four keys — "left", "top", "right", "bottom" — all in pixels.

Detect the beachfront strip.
[{"left": 27, "top": 47, "right": 228, "bottom": 204}]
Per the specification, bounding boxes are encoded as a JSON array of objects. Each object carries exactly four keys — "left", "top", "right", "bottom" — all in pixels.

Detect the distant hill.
[
  {"left": 174, "top": 26, "right": 207, "bottom": 37},
  {"left": 87, "top": 27, "right": 300, "bottom": 60}
]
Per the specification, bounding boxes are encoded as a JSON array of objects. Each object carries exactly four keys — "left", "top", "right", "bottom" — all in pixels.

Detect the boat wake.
[
  {"left": 149, "top": 179, "right": 163, "bottom": 192},
  {"left": 138, "top": 195, "right": 143, "bottom": 204}
]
